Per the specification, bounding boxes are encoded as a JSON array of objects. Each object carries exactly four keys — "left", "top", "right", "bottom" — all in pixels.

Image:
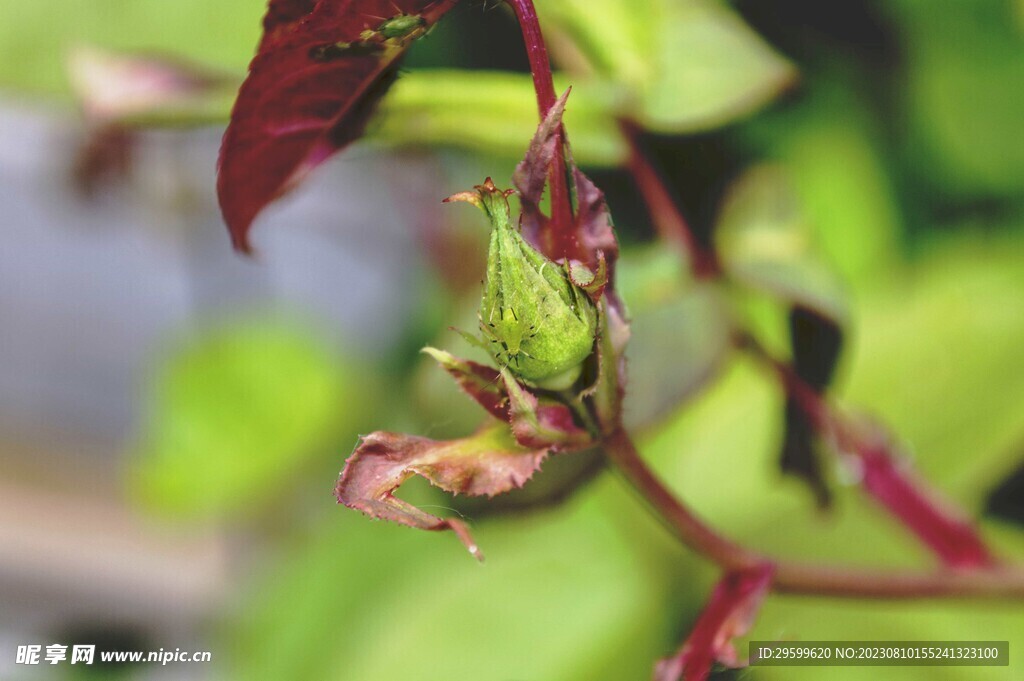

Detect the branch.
[
  {"left": 619, "top": 120, "right": 718, "bottom": 278},
  {"left": 603, "top": 427, "right": 1024, "bottom": 600},
  {"left": 505, "top": 0, "right": 574, "bottom": 252},
  {"left": 738, "top": 334, "right": 997, "bottom": 569},
  {"left": 605, "top": 428, "right": 762, "bottom": 571}
]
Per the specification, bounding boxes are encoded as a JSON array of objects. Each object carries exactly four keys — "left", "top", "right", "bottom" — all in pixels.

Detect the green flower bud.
[{"left": 447, "top": 179, "right": 598, "bottom": 390}]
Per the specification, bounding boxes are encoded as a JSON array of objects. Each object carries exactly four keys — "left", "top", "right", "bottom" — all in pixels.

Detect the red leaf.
[
  {"left": 512, "top": 89, "right": 567, "bottom": 253},
  {"left": 422, "top": 347, "right": 509, "bottom": 421},
  {"left": 218, "top": 0, "right": 458, "bottom": 252},
  {"left": 336, "top": 424, "right": 548, "bottom": 558},
  {"left": 501, "top": 370, "right": 592, "bottom": 450},
  {"left": 512, "top": 89, "right": 619, "bottom": 275},
  {"left": 655, "top": 565, "right": 774, "bottom": 681}
]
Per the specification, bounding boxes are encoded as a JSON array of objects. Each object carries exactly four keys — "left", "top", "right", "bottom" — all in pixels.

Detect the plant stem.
[
  {"left": 506, "top": 0, "right": 575, "bottom": 254},
  {"left": 604, "top": 427, "right": 1024, "bottom": 600},
  {"left": 738, "top": 333, "right": 997, "bottom": 569},
  {"left": 619, "top": 120, "right": 718, "bottom": 278},
  {"left": 605, "top": 428, "right": 769, "bottom": 572}
]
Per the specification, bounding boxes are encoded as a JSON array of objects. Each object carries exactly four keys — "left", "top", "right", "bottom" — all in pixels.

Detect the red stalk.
[
  {"left": 749, "top": 336, "right": 997, "bottom": 569},
  {"left": 655, "top": 565, "right": 775, "bottom": 681},
  {"left": 506, "top": 0, "right": 576, "bottom": 257}
]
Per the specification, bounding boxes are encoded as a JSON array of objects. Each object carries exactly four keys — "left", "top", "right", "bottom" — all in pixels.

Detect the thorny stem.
[
  {"left": 506, "top": 0, "right": 575, "bottom": 256},
  {"left": 619, "top": 121, "right": 718, "bottom": 279},
  {"left": 604, "top": 427, "right": 1024, "bottom": 600}
]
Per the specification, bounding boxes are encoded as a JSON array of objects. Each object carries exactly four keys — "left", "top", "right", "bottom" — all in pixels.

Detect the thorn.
[{"left": 447, "top": 519, "right": 484, "bottom": 562}]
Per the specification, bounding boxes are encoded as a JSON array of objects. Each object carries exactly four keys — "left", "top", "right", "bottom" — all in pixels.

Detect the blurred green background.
[{"left": 0, "top": 0, "right": 1022, "bottom": 679}]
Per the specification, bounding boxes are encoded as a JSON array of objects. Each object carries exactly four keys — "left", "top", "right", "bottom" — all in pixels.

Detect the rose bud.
[{"left": 446, "top": 179, "right": 598, "bottom": 390}]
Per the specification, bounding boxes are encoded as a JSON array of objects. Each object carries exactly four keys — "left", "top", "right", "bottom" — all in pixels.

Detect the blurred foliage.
[
  {"left": 229, "top": 465, "right": 699, "bottom": 681},
  {"left": 616, "top": 247, "right": 732, "bottom": 430},
  {"left": 130, "top": 316, "right": 360, "bottom": 520},
  {"left": 378, "top": 71, "right": 626, "bottom": 165},
  {"left": 888, "top": 0, "right": 1024, "bottom": 197},
  {"left": 535, "top": 0, "right": 796, "bottom": 131},
  {"left": 0, "top": 0, "right": 263, "bottom": 95}
]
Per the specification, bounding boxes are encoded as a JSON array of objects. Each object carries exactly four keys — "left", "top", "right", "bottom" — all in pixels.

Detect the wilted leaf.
[
  {"left": 655, "top": 565, "right": 774, "bottom": 681},
  {"left": 336, "top": 424, "right": 548, "bottom": 557},
  {"left": 569, "top": 153, "right": 619, "bottom": 276},
  {"left": 512, "top": 90, "right": 619, "bottom": 272},
  {"left": 501, "top": 370, "right": 591, "bottom": 450},
  {"left": 512, "top": 89, "right": 569, "bottom": 251},
  {"left": 422, "top": 347, "right": 507, "bottom": 421},
  {"left": 217, "top": 0, "right": 458, "bottom": 252}
]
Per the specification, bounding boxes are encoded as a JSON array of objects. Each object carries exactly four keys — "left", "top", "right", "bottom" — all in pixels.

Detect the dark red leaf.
[
  {"left": 262, "top": 0, "right": 321, "bottom": 48},
  {"left": 655, "top": 565, "right": 774, "bottom": 681},
  {"left": 422, "top": 347, "right": 508, "bottom": 421},
  {"left": 336, "top": 424, "right": 548, "bottom": 558},
  {"left": 218, "top": 0, "right": 458, "bottom": 252}
]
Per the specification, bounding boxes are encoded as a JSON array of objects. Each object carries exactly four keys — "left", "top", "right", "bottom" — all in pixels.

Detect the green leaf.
[
  {"left": 842, "top": 234, "right": 1024, "bottom": 502},
  {"left": 616, "top": 246, "right": 732, "bottom": 430},
  {"left": 537, "top": 0, "right": 795, "bottom": 133},
  {"left": 62, "top": 63, "right": 625, "bottom": 167},
  {"left": 739, "top": 80, "right": 903, "bottom": 285},
  {"left": 642, "top": 234, "right": 1024, "bottom": 580},
  {"left": 232, "top": 475, "right": 694, "bottom": 681},
  {"left": 130, "top": 317, "right": 350, "bottom": 520},
  {"left": 716, "top": 163, "right": 849, "bottom": 323},
  {"left": 377, "top": 70, "right": 626, "bottom": 166},
  {"left": 888, "top": 0, "right": 1024, "bottom": 196}
]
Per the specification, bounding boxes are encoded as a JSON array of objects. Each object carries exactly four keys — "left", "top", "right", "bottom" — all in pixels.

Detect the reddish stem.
[
  {"left": 604, "top": 426, "right": 1024, "bottom": 600},
  {"left": 741, "top": 335, "right": 996, "bottom": 569},
  {"left": 620, "top": 120, "right": 718, "bottom": 278},
  {"left": 655, "top": 565, "right": 775, "bottom": 681},
  {"left": 506, "top": 0, "right": 575, "bottom": 256}
]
